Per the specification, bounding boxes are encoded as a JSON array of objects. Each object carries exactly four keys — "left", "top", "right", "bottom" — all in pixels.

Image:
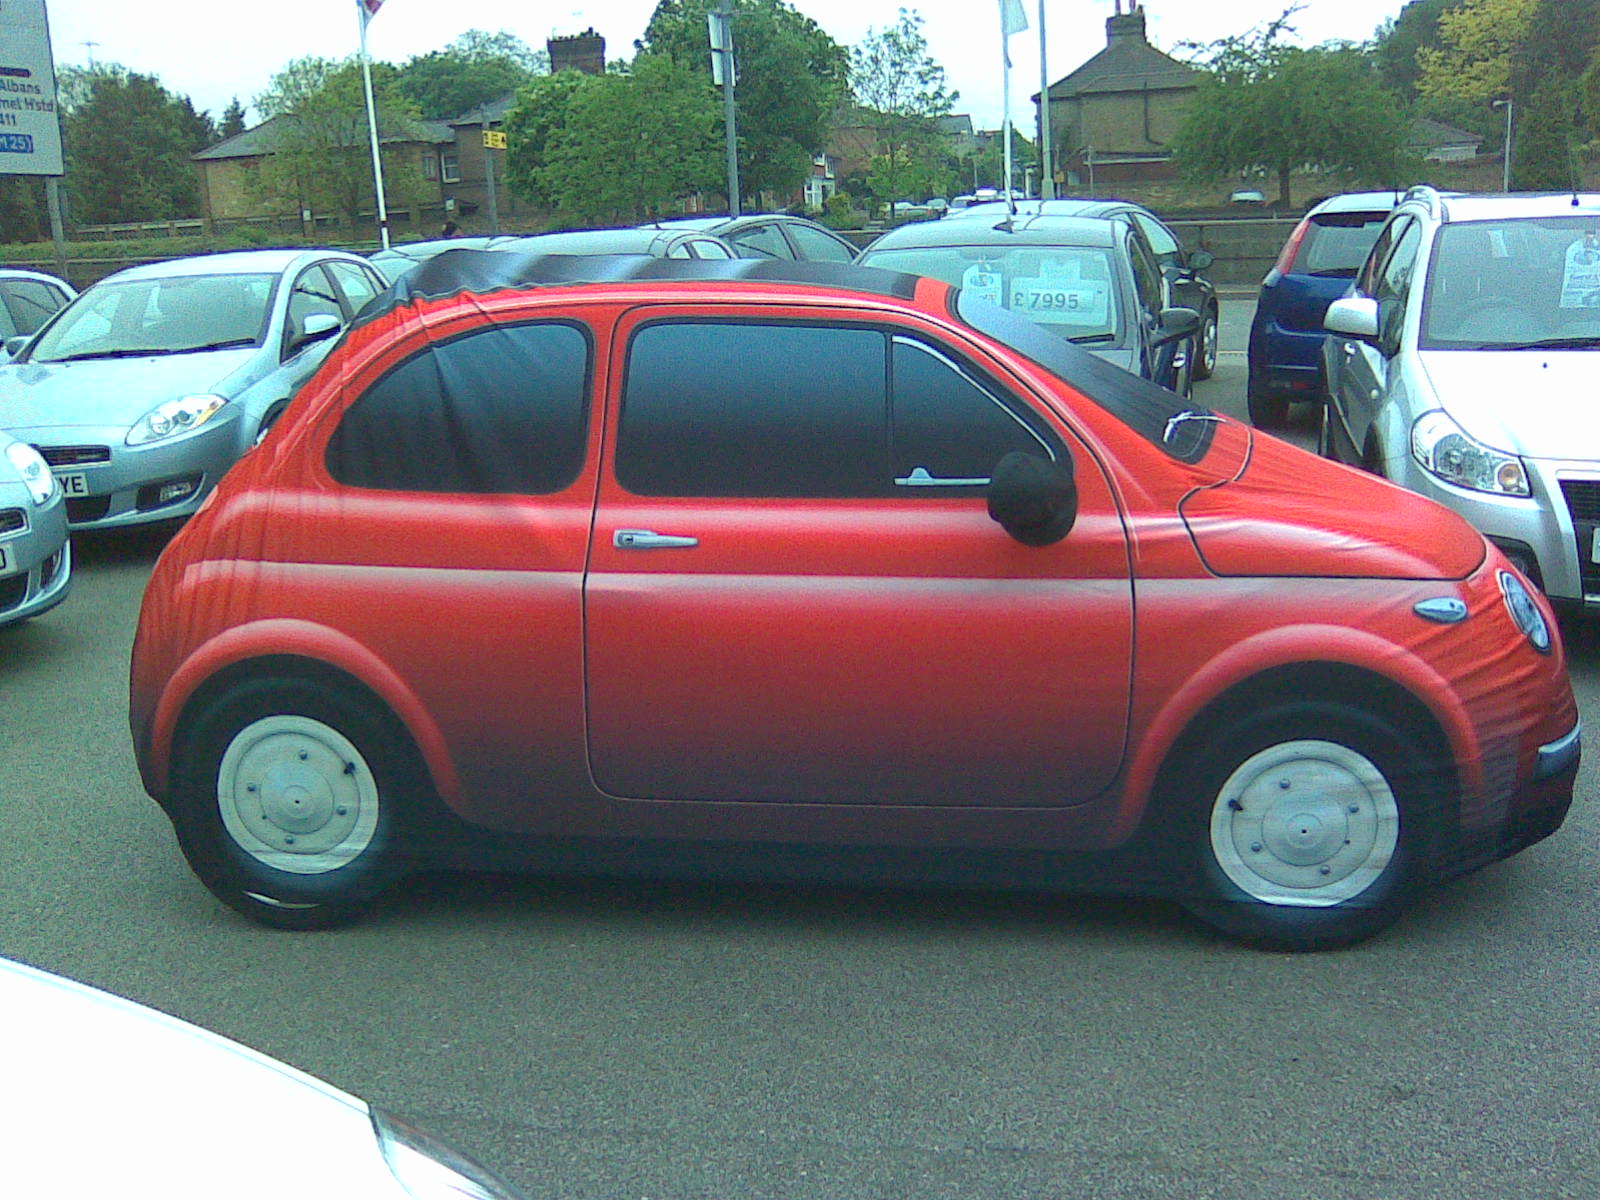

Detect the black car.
[
  {"left": 639, "top": 213, "right": 860, "bottom": 263},
  {"left": 858, "top": 210, "right": 1199, "bottom": 396},
  {"left": 951, "top": 198, "right": 1219, "bottom": 379}
]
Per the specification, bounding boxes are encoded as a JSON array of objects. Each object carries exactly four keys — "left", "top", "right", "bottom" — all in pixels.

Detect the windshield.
[
  {"left": 1421, "top": 217, "right": 1600, "bottom": 349},
  {"left": 862, "top": 244, "right": 1125, "bottom": 345},
  {"left": 29, "top": 272, "right": 276, "bottom": 363},
  {"left": 1298, "top": 211, "right": 1390, "bottom": 277},
  {"left": 952, "top": 289, "right": 1214, "bottom": 463}
]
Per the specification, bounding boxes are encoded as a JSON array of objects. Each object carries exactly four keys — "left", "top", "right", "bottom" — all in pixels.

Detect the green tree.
[
  {"left": 850, "top": 9, "right": 956, "bottom": 216},
  {"left": 537, "top": 55, "right": 721, "bottom": 224},
  {"left": 398, "top": 29, "right": 546, "bottom": 119},
  {"left": 218, "top": 98, "right": 248, "bottom": 141},
  {"left": 64, "top": 66, "right": 213, "bottom": 223},
  {"left": 1174, "top": 31, "right": 1407, "bottom": 207},
  {"left": 1416, "top": 0, "right": 1536, "bottom": 102},
  {"left": 0, "top": 177, "right": 48, "bottom": 242},
  {"left": 639, "top": 0, "right": 849, "bottom": 201},
  {"left": 1512, "top": 75, "right": 1582, "bottom": 189},
  {"left": 253, "top": 56, "right": 430, "bottom": 227},
  {"left": 503, "top": 71, "right": 596, "bottom": 209},
  {"left": 1373, "top": 0, "right": 1465, "bottom": 98}
]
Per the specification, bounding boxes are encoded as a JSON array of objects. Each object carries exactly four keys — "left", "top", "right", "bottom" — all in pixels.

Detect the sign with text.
[
  {"left": 482, "top": 130, "right": 507, "bottom": 150},
  {"left": 0, "top": 0, "right": 63, "bottom": 175}
]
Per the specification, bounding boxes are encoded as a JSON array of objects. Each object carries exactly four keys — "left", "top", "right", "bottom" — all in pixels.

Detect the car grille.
[
  {"left": 37, "top": 445, "right": 111, "bottom": 467},
  {"left": 0, "top": 508, "right": 24, "bottom": 535},
  {"left": 1558, "top": 479, "right": 1600, "bottom": 595},
  {"left": 65, "top": 496, "right": 111, "bottom": 523},
  {"left": 0, "top": 572, "right": 24, "bottom": 612}
]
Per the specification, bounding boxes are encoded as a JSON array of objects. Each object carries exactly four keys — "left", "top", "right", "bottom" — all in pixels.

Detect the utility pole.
[
  {"left": 1037, "top": 0, "right": 1053, "bottom": 199},
  {"left": 709, "top": 1, "right": 740, "bottom": 215}
]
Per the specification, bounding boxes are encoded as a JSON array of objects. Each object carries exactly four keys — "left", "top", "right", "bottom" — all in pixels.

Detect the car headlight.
[
  {"left": 372, "top": 1109, "right": 526, "bottom": 1200},
  {"left": 4, "top": 440, "right": 56, "bottom": 505},
  {"left": 126, "top": 394, "right": 228, "bottom": 446},
  {"left": 1499, "top": 569, "right": 1552, "bottom": 654},
  {"left": 1410, "top": 409, "right": 1529, "bottom": 496}
]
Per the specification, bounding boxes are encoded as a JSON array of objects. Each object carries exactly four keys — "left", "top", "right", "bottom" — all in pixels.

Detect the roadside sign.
[
  {"left": 0, "top": 0, "right": 64, "bottom": 176},
  {"left": 482, "top": 130, "right": 507, "bottom": 150}
]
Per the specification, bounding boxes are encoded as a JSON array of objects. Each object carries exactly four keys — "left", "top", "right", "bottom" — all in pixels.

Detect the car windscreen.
[
  {"left": 861, "top": 245, "right": 1125, "bottom": 346},
  {"left": 1421, "top": 217, "right": 1600, "bottom": 350},
  {"left": 952, "top": 290, "right": 1214, "bottom": 464},
  {"left": 29, "top": 273, "right": 277, "bottom": 363},
  {"left": 1298, "top": 211, "right": 1390, "bottom": 277}
]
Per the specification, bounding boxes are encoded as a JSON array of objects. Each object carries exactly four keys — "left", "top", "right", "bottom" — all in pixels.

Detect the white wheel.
[
  {"left": 1207, "top": 739, "right": 1399, "bottom": 908},
  {"left": 217, "top": 715, "right": 381, "bottom": 875}
]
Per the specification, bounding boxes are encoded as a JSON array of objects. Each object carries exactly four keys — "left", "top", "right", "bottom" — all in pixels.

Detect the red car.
[{"left": 129, "top": 254, "right": 1580, "bottom": 950}]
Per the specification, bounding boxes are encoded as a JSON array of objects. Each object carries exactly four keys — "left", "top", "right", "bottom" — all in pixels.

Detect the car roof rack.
[{"left": 1401, "top": 184, "right": 1444, "bottom": 216}]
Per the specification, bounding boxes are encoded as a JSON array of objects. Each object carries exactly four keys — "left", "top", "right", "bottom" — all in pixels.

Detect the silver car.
[
  {"left": 0, "top": 429, "right": 69, "bottom": 628},
  {"left": 1321, "top": 186, "right": 1600, "bottom": 611},
  {"left": 0, "top": 267, "right": 76, "bottom": 363},
  {"left": 0, "top": 249, "right": 385, "bottom": 530},
  {"left": 2, "top": 956, "right": 523, "bottom": 1198}
]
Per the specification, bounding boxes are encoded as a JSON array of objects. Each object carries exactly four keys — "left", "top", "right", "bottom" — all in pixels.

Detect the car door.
[
  {"left": 1129, "top": 210, "right": 1207, "bottom": 314},
  {"left": 1333, "top": 216, "right": 1422, "bottom": 466},
  {"left": 584, "top": 307, "right": 1134, "bottom": 809},
  {"left": 1125, "top": 226, "right": 1181, "bottom": 391}
]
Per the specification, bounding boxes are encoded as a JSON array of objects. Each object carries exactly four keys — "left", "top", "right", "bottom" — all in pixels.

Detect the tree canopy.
[
  {"left": 850, "top": 10, "right": 956, "bottom": 213},
  {"left": 1415, "top": 0, "right": 1536, "bottom": 102},
  {"left": 639, "top": 0, "right": 849, "bottom": 201},
  {"left": 1173, "top": 29, "right": 1406, "bottom": 207},
  {"left": 398, "top": 30, "right": 547, "bottom": 119}
]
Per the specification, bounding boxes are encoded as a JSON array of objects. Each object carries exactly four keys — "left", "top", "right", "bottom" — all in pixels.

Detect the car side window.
[
  {"left": 618, "top": 322, "right": 886, "bottom": 496},
  {"left": 1357, "top": 215, "right": 1412, "bottom": 297},
  {"left": 1131, "top": 212, "right": 1181, "bottom": 266},
  {"left": 0, "top": 280, "right": 69, "bottom": 337},
  {"left": 890, "top": 337, "right": 1055, "bottom": 488},
  {"left": 325, "top": 261, "right": 381, "bottom": 317},
  {"left": 786, "top": 223, "right": 858, "bottom": 263},
  {"left": 285, "top": 265, "right": 344, "bottom": 350},
  {"left": 689, "top": 239, "right": 734, "bottom": 259},
  {"left": 728, "top": 223, "right": 795, "bottom": 260},
  {"left": 1126, "top": 232, "right": 1164, "bottom": 315},
  {"left": 1374, "top": 219, "right": 1423, "bottom": 351},
  {"left": 327, "top": 321, "right": 591, "bottom": 495}
]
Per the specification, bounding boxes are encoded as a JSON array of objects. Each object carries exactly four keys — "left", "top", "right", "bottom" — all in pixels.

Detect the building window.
[
  {"left": 441, "top": 153, "right": 460, "bottom": 183},
  {"left": 422, "top": 154, "right": 438, "bottom": 181}
]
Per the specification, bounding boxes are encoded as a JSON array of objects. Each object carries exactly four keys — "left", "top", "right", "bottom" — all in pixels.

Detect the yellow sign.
[{"left": 482, "top": 130, "right": 507, "bottom": 150}]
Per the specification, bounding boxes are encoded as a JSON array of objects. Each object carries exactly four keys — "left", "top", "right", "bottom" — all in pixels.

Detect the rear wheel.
[
  {"left": 1192, "top": 306, "right": 1219, "bottom": 380},
  {"left": 168, "top": 675, "right": 423, "bottom": 928},
  {"left": 1165, "top": 702, "right": 1441, "bottom": 950},
  {"left": 1246, "top": 376, "right": 1289, "bottom": 428}
]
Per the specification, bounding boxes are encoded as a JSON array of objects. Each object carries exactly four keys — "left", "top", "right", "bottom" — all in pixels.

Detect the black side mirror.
[
  {"left": 1154, "top": 306, "right": 1200, "bottom": 348},
  {"left": 1186, "top": 249, "right": 1215, "bottom": 272},
  {"left": 987, "top": 451, "right": 1078, "bottom": 547}
]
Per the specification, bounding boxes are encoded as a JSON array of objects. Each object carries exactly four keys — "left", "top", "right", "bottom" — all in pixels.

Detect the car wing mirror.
[
  {"left": 1186, "top": 249, "right": 1215, "bottom": 272},
  {"left": 1154, "top": 306, "right": 1200, "bottom": 348},
  {"left": 290, "top": 313, "right": 342, "bottom": 352},
  {"left": 987, "top": 451, "right": 1077, "bottom": 547},
  {"left": 1324, "top": 296, "right": 1380, "bottom": 341}
]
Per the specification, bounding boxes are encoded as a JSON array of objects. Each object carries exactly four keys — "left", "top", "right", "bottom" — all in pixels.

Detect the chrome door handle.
[{"left": 613, "top": 528, "right": 699, "bottom": 550}]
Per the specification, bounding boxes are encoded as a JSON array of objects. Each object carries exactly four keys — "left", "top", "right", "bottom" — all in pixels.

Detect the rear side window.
[
  {"left": 618, "top": 322, "right": 885, "bottom": 496},
  {"left": 328, "top": 321, "right": 590, "bottom": 494}
]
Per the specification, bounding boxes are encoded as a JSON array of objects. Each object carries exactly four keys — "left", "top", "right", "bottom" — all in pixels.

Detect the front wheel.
[
  {"left": 1246, "top": 377, "right": 1289, "bottom": 428},
  {"left": 1168, "top": 703, "right": 1441, "bottom": 950},
  {"left": 168, "top": 675, "right": 423, "bottom": 928},
  {"left": 1192, "top": 307, "right": 1219, "bottom": 380}
]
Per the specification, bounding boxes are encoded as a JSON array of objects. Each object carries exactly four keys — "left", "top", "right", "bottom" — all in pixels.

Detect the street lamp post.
[{"left": 1493, "top": 98, "right": 1514, "bottom": 192}]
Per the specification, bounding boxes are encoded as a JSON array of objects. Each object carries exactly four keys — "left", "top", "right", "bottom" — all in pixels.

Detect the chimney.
[
  {"left": 1106, "top": 4, "right": 1148, "bottom": 46},
  {"left": 548, "top": 28, "right": 606, "bottom": 75}
]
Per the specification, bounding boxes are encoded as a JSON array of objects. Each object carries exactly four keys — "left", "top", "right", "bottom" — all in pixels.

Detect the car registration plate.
[{"left": 57, "top": 472, "right": 89, "bottom": 497}]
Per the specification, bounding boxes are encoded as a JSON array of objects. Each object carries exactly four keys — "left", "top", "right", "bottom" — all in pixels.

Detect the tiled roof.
[{"left": 194, "top": 113, "right": 455, "bottom": 161}]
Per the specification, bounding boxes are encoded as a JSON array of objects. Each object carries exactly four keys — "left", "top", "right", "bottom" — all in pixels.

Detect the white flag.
[{"left": 999, "top": 0, "right": 1028, "bottom": 67}]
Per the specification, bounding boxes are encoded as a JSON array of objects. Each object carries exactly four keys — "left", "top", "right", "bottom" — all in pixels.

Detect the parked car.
[
  {"left": 368, "top": 235, "right": 520, "bottom": 285},
  {"left": 128, "top": 254, "right": 1578, "bottom": 951},
  {"left": 1247, "top": 191, "right": 1401, "bottom": 427},
  {"left": 0, "top": 267, "right": 76, "bottom": 363},
  {"left": 1321, "top": 186, "right": 1600, "bottom": 612},
  {"left": 637, "top": 213, "right": 860, "bottom": 262},
  {"left": 945, "top": 198, "right": 1220, "bottom": 379},
  {"left": 496, "top": 226, "right": 738, "bottom": 260},
  {"left": 0, "top": 429, "right": 70, "bottom": 628},
  {"left": 0, "top": 249, "right": 387, "bottom": 530},
  {"left": 857, "top": 211, "right": 1199, "bottom": 395},
  {"left": 2, "top": 955, "right": 524, "bottom": 1198}
]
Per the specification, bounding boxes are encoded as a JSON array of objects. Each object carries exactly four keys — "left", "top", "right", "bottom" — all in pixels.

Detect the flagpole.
[
  {"left": 1002, "top": 33, "right": 1013, "bottom": 205},
  {"left": 357, "top": 0, "right": 391, "bottom": 249}
]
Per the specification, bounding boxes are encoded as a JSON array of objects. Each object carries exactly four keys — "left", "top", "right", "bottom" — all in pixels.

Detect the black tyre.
[
  {"left": 1164, "top": 702, "right": 1442, "bottom": 951},
  {"left": 1245, "top": 376, "right": 1288, "bottom": 428},
  {"left": 168, "top": 675, "right": 423, "bottom": 929},
  {"left": 1315, "top": 401, "right": 1333, "bottom": 459},
  {"left": 1192, "top": 306, "right": 1219, "bottom": 380}
]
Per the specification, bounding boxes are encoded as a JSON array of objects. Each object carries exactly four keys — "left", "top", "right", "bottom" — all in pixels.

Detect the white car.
[
  {"left": 0, "top": 429, "right": 69, "bottom": 628},
  {"left": 0, "top": 267, "right": 75, "bottom": 362},
  {"left": 1321, "top": 186, "right": 1600, "bottom": 612},
  {"left": 2, "top": 956, "right": 524, "bottom": 1199}
]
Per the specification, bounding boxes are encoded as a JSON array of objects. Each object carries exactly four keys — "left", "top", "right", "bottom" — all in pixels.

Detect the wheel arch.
[{"left": 148, "top": 621, "right": 463, "bottom": 811}]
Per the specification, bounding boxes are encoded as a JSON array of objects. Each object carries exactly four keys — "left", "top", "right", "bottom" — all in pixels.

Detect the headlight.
[
  {"left": 1499, "top": 569, "right": 1552, "bottom": 654},
  {"left": 4, "top": 440, "right": 56, "bottom": 505},
  {"left": 1410, "top": 410, "right": 1529, "bottom": 496},
  {"left": 372, "top": 1109, "right": 526, "bottom": 1200},
  {"left": 126, "top": 394, "right": 227, "bottom": 446}
]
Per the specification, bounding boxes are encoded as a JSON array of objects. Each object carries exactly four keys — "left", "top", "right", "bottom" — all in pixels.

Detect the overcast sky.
[{"left": 47, "top": 0, "right": 1411, "bottom": 129}]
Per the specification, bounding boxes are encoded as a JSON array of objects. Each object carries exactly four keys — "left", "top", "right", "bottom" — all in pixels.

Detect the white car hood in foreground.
[
  {"left": 2, "top": 958, "right": 413, "bottom": 1199},
  {"left": 1421, "top": 349, "right": 1600, "bottom": 461}
]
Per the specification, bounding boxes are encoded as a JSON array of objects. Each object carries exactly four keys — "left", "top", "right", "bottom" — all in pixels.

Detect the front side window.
[
  {"left": 787, "top": 223, "right": 858, "bottom": 263},
  {"left": 0, "top": 280, "right": 69, "bottom": 338},
  {"left": 286, "top": 265, "right": 345, "bottom": 348},
  {"left": 326, "top": 261, "right": 381, "bottom": 315},
  {"left": 327, "top": 321, "right": 591, "bottom": 494},
  {"left": 729, "top": 223, "right": 795, "bottom": 260},
  {"left": 1131, "top": 212, "right": 1181, "bottom": 265}
]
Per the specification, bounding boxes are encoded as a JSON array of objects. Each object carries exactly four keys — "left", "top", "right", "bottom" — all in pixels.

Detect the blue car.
[{"left": 1246, "top": 191, "right": 1399, "bottom": 427}]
